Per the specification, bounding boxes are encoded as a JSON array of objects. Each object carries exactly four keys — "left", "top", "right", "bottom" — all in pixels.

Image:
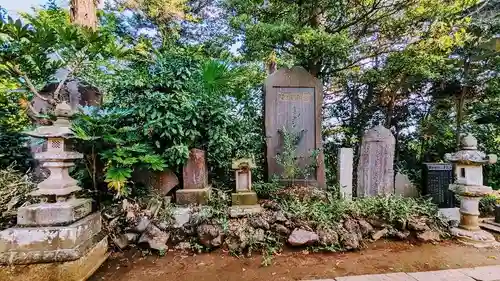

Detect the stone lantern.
[
  {"left": 445, "top": 134, "right": 498, "bottom": 247},
  {"left": 229, "top": 158, "right": 262, "bottom": 217},
  {"left": 0, "top": 102, "right": 108, "bottom": 281}
]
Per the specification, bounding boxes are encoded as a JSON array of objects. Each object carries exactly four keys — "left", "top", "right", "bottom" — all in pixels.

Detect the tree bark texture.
[{"left": 70, "top": 0, "right": 98, "bottom": 29}]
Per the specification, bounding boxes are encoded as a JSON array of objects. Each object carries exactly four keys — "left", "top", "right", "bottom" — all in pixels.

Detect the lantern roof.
[
  {"left": 445, "top": 134, "right": 497, "bottom": 165},
  {"left": 24, "top": 102, "right": 75, "bottom": 139}
]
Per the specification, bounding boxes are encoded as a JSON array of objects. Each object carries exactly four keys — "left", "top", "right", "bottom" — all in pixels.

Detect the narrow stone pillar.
[
  {"left": 337, "top": 148, "right": 353, "bottom": 200},
  {"left": 229, "top": 158, "right": 262, "bottom": 217}
]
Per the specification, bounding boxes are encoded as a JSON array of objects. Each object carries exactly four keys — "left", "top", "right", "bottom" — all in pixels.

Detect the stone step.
[{"left": 479, "top": 221, "right": 500, "bottom": 233}]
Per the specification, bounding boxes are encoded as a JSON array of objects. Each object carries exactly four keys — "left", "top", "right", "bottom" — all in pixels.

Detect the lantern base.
[
  {"left": 17, "top": 198, "right": 93, "bottom": 227},
  {"left": 450, "top": 227, "right": 499, "bottom": 248},
  {"left": 0, "top": 236, "right": 108, "bottom": 281}
]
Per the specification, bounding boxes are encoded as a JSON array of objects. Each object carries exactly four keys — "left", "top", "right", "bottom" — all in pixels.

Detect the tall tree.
[{"left": 70, "top": 0, "right": 99, "bottom": 29}]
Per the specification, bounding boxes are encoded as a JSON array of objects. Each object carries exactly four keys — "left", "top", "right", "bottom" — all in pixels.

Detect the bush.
[
  {"left": 0, "top": 166, "right": 36, "bottom": 229},
  {"left": 279, "top": 189, "right": 442, "bottom": 228},
  {"left": 479, "top": 194, "right": 498, "bottom": 217}
]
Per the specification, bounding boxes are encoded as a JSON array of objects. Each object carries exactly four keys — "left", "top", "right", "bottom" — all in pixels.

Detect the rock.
[
  {"left": 366, "top": 218, "right": 386, "bottom": 228},
  {"left": 138, "top": 224, "right": 169, "bottom": 252},
  {"left": 173, "top": 207, "right": 191, "bottom": 228},
  {"left": 372, "top": 228, "right": 389, "bottom": 241},
  {"left": 125, "top": 233, "right": 139, "bottom": 243},
  {"left": 357, "top": 219, "right": 374, "bottom": 237},
  {"left": 253, "top": 228, "right": 266, "bottom": 242},
  {"left": 287, "top": 229, "right": 319, "bottom": 246},
  {"left": 417, "top": 230, "right": 441, "bottom": 242},
  {"left": 274, "top": 224, "right": 290, "bottom": 236},
  {"left": 395, "top": 219, "right": 407, "bottom": 230},
  {"left": 174, "top": 242, "right": 192, "bottom": 251},
  {"left": 197, "top": 224, "right": 224, "bottom": 248},
  {"left": 250, "top": 216, "right": 270, "bottom": 230},
  {"left": 133, "top": 168, "right": 179, "bottom": 196},
  {"left": 317, "top": 228, "right": 339, "bottom": 246},
  {"left": 408, "top": 218, "right": 430, "bottom": 232},
  {"left": 112, "top": 234, "right": 129, "bottom": 249},
  {"left": 134, "top": 216, "right": 151, "bottom": 233},
  {"left": 336, "top": 225, "right": 359, "bottom": 250},
  {"left": 393, "top": 230, "right": 410, "bottom": 240},
  {"left": 126, "top": 211, "right": 136, "bottom": 221},
  {"left": 344, "top": 219, "right": 362, "bottom": 240},
  {"left": 274, "top": 211, "right": 287, "bottom": 223},
  {"left": 157, "top": 222, "right": 169, "bottom": 231},
  {"left": 261, "top": 200, "right": 280, "bottom": 210}
]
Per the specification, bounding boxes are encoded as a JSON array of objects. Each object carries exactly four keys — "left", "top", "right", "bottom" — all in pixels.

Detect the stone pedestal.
[
  {"left": 0, "top": 102, "right": 108, "bottom": 280},
  {"left": 229, "top": 158, "right": 262, "bottom": 218},
  {"left": 176, "top": 149, "right": 211, "bottom": 205},
  {"left": 446, "top": 134, "right": 499, "bottom": 248}
]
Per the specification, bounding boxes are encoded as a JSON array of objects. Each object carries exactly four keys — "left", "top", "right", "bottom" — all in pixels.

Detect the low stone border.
[{"left": 304, "top": 265, "right": 500, "bottom": 281}]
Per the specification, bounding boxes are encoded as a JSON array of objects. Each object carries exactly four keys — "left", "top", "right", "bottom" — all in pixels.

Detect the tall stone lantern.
[
  {"left": 0, "top": 102, "right": 108, "bottom": 281},
  {"left": 445, "top": 134, "right": 498, "bottom": 247}
]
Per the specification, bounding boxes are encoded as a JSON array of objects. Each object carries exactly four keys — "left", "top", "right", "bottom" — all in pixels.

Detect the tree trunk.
[
  {"left": 456, "top": 56, "right": 470, "bottom": 148},
  {"left": 70, "top": 0, "right": 98, "bottom": 29}
]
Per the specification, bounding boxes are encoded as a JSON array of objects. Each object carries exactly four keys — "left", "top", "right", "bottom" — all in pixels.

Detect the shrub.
[{"left": 0, "top": 166, "right": 36, "bottom": 229}]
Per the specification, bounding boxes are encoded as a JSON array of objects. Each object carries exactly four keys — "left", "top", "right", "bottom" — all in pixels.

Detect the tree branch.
[{"left": 12, "top": 65, "right": 57, "bottom": 105}]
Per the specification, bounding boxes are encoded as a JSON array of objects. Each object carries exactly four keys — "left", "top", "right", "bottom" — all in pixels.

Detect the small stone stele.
[
  {"left": 176, "top": 149, "right": 210, "bottom": 205},
  {"left": 229, "top": 158, "right": 262, "bottom": 218}
]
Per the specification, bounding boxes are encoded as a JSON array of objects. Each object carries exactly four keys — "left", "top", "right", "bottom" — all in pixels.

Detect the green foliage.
[
  {"left": 479, "top": 194, "right": 498, "bottom": 217},
  {"left": 72, "top": 107, "right": 166, "bottom": 197},
  {"left": 253, "top": 180, "right": 281, "bottom": 199},
  {"left": 275, "top": 121, "right": 320, "bottom": 183},
  {"left": 280, "top": 191, "right": 442, "bottom": 228}
]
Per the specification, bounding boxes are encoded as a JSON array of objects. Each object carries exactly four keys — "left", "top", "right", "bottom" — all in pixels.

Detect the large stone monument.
[
  {"left": 357, "top": 125, "right": 395, "bottom": 197},
  {"left": 229, "top": 158, "right": 262, "bottom": 217},
  {"left": 338, "top": 148, "right": 353, "bottom": 200},
  {"left": 446, "top": 134, "right": 498, "bottom": 247},
  {"left": 0, "top": 102, "right": 108, "bottom": 281},
  {"left": 176, "top": 148, "right": 210, "bottom": 205},
  {"left": 264, "top": 66, "right": 326, "bottom": 188}
]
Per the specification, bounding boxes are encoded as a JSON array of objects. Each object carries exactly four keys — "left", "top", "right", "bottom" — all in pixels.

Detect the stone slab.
[
  {"left": 336, "top": 273, "right": 416, "bottom": 281},
  {"left": 17, "top": 199, "right": 92, "bottom": 226},
  {"left": 0, "top": 235, "right": 108, "bottom": 281},
  {"left": 408, "top": 269, "right": 476, "bottom": 281},
  {"left": 172, "top": 207, "right": 191, "bottom": 228},
  {"left": 338, "top": 148, "right": 353, "bottom": 200},
  {"left": 176, "top": 188, "right": 210, "bottom": 205},
  {"left": 439, "top": 208, "right": 460, "bottom": 222},
  {"left": 229, "top": 205, "right": 262, "bottom": 218},
  {"left": 0, "top": 213, "right": 102, "bottom": 264},
  {"left": 232, "top": 192, "right": 258, "bottom": 206},
  {"left": 459, "top": 265, "right": 500, "bottom": 281}
]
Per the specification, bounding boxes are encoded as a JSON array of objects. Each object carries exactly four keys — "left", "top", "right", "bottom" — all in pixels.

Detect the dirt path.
[{"left": 90, "top": 240, "right": 500, "bottom": 281}]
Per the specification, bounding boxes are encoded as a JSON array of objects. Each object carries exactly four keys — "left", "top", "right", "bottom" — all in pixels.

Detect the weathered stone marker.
[
  {"left": 0, "top": 102, "right": 108, "bottom": 281},
  {"left": 176, "top": 148, "right": 210, "bottom": 205},
  {"left": 446, "top": 134, "right": 498, "bottom": 247},
  {"left": 338, "top": 148, "right": 353, "bottom": 200},
  {"left": 264, "top": 66, "right": 325, "bottom": 188},
  {"left": 229, "top": 158, "right": 262, "bottom": 217},
  {"left": 357, "top": 125, "right": 395, "bottom": 197},
  {"left": 395, "top": 172, "right": 418, "bottom": 198}
]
